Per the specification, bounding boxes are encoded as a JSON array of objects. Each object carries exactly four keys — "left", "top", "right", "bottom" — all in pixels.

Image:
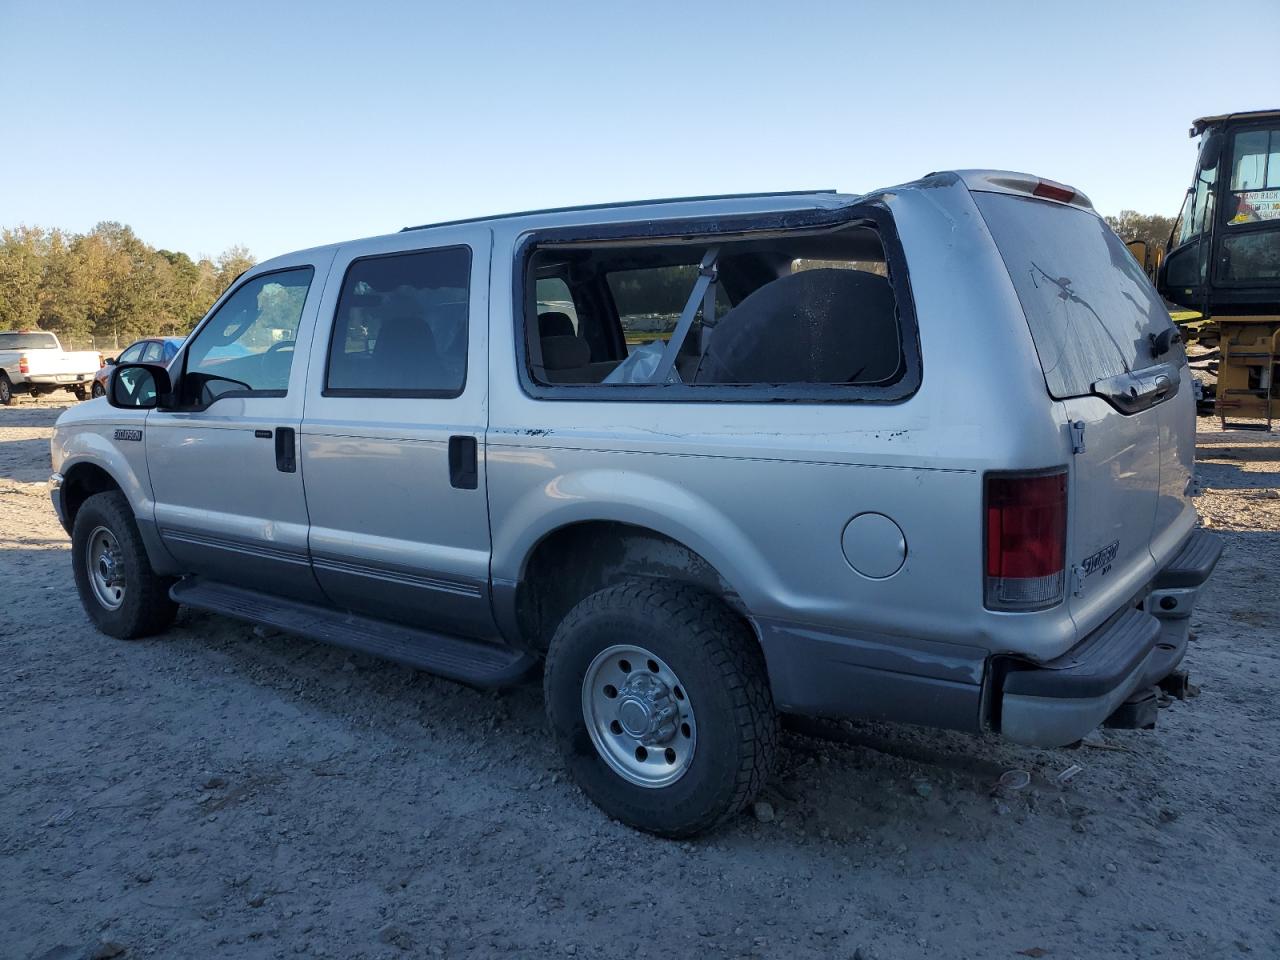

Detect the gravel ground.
[{"left": 2, "top": 398, "right": 1277, "bottom": 960}]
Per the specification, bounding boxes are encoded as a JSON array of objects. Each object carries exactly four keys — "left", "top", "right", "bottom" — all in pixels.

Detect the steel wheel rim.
[
  {"left": 85, "top": 525, "right": 126, "bottom": 610},
  {"left": 581, "top": 644, "right": 697, "bottom": 788}
]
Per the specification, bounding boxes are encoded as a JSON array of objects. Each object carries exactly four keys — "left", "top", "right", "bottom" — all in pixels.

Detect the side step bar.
[{"left": 171, "top": 578, "right": 536, "bottom": 689}]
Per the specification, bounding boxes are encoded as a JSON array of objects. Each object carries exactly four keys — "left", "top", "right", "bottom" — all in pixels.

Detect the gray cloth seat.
[
  {"left": 537, "top": 310, "right": 621, "bottom": 383},
  {"left": 692, "top": 269, "right": 901, "bottom": 385}
]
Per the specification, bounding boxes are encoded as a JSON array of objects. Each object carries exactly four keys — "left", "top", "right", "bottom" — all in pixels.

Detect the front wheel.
[
  {"left": 91, "top": 382, "right": 106, "bottom": 399},
  {"left": 544, "top": 580, "right": 778, "bottom": 837},
  {"left": 71, "top": 491, "right": 177, "bottom": 638}
]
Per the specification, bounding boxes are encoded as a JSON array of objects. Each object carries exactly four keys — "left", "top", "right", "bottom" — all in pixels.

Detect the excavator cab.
[{"left": 1160, "top": 110, "right": 1280, "bottom": 428}]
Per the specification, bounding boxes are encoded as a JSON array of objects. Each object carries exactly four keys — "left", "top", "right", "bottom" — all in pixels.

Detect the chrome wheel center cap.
[
  {"left": 616, "top": 673, "right": 679, "bottom": 745},
  {"left": 99, "top": 553, "right": 122, "bottom": 586}
]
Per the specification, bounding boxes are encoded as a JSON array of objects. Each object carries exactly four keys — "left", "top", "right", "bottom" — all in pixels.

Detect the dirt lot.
[{"left": 2, "top": 399, "right": 1277, "bottom": 960}]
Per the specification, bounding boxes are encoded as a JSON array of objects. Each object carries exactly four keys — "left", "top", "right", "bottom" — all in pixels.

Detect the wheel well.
[
  {"left": 60, "top": 463, "right": 122, "bottom": 532},
  {"left": 515, "top": 521, "right": 747, "bottom": 652}
]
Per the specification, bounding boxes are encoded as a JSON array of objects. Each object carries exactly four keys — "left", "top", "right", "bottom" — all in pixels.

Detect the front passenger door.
[{"left": 146, "top": 253, "right": 334, "bottom": 600}]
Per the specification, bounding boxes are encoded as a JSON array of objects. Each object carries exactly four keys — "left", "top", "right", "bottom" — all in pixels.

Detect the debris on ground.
[{"left": 2, "top": 401, "right": 1277, "bottom": 959}]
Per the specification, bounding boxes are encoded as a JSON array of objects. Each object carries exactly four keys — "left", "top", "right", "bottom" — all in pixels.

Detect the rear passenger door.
[{"left": 300, "top": 229, "right": 498, "bottom": 639}]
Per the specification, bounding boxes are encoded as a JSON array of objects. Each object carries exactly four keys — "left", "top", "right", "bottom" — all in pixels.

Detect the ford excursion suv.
[{"left": 49, "top": 172, "right": 1222, "bottom": 836}]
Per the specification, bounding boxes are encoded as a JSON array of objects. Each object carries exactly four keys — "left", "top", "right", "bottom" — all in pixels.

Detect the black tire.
[
  {"left": 71, "top": 490, "right": 177, "bottom": 639},
  {"left": 73, "top": 385, "right": 89, "bottom": 401},
  {"left": 91, "top": 381, "right": 106, "bottom": 399},
  {"left": 544, "top": 579, "right": 778, "bottom": 837},
  {"left": 0, "top": 374, "right": 13, "bottom": 406}
]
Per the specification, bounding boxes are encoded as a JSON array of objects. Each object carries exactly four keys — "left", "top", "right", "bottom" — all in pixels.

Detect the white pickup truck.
[{"left": 0, "top": 331, "right": 102, "bottom": 405}]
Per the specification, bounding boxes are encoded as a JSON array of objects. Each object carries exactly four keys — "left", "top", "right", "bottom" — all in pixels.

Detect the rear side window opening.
[
  {"left": 974, "top": 192, "right": 1182, "bottom": 402},
  {"left": 517, "top": 212, "right": 919, "bottom": 403}
]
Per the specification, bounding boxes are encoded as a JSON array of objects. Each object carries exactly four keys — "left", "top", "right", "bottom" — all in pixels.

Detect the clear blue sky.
[{"left": 2, "top": 0, "right": 1274, "bottom": 261}]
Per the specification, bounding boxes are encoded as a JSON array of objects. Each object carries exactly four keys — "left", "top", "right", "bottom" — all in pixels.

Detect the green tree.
[
  {"left": 0, "top": 220, "right": 257, "bottom": 349},
  {"left": 0, "top": 226, "right": 47, "bottom": 330},
  {"left": 1104, "top": 210, "right": 1177, "bottom": 250}
]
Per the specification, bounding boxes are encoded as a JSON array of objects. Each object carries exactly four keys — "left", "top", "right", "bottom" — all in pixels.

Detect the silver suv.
[{"left": 50, "top": 171, "right": 1221, "bottom": 836}]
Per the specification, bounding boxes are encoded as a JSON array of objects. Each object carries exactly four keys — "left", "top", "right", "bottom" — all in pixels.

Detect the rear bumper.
[{"left": 998, "top": 529, "right": 1223, "bottom": 747}]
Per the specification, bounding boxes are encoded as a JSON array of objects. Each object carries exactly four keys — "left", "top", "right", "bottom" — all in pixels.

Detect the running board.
[{"left": 170, "top": 578, "right": 536, "bottom": 688}]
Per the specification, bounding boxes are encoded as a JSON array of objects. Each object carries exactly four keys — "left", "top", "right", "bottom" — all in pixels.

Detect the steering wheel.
[{"left": 266, "top": 339, "right": 295, "bottom": 356}]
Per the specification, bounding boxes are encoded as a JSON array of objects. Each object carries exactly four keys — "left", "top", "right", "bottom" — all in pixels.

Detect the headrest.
[
  {"left": 541, "top": 335, "right": 591, "bottom": 371},
  {"left": 538, "top": 311, "right": 576, "bottom": 338}
]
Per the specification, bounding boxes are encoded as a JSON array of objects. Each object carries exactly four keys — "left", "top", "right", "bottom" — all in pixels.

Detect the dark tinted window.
[
  {"left": 326, "top": 247, "right": 470, "bottom": 396},
  {"left": 975, "top": 193, "right": 1177, "bottom": 399}
]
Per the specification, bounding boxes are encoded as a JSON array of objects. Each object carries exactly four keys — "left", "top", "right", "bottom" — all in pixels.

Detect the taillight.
[
  {"left": 18, "top": 354, "right": 29, "bottom": 375},
  {"left": 985, "top": 470, "right": 1067, "bottom": 611}
]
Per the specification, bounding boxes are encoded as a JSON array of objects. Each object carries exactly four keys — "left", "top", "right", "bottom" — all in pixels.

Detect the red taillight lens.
[
  {"left": 1032, "top": 180, "right": 1076, "bottom": 204},
  {"left": 985, "top": 471, "right": 1067, "bottom": 610},
  {"left": 18, "top": 354, "right": 29, "bottom": 375}
]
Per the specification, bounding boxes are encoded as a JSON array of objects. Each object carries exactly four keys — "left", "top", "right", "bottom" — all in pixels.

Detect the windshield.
[
  {"left": 0, "top": 332, "right": 59, "bottom": 350},
  {"left": 975, "top": 192, "right": 1178, "bottom": 400}
]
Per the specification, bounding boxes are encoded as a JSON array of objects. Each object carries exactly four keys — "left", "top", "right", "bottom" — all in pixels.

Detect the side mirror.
[
  {"left": 108, "top": 363, "right": 172, "bottom": 410},
  {"left": 1200, "top": 130, "right": 1223, "bottom": 169},
  {"left": 105, "top": 357, "right": 117, "bottom": 365}
]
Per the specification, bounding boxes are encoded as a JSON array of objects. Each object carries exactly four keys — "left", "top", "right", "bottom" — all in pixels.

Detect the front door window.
[{"left": 181, "top": 267, "right": 314, "bottom": 405}]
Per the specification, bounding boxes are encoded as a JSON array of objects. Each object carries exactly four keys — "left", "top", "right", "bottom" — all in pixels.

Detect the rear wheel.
[
  {"left": 544, "top": 579, "right": 777, "bottom": 837},
  {"left": 71, "top": 491, "right": 177, "bottom": 638},
  {"left": 0, "top": 374, "right": 13, "bottom": 406},
  {"left": 72, "top": 385, "right": 89, "bottom": 401}
]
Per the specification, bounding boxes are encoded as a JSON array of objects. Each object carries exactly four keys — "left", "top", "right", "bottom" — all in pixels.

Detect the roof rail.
[{"left": 400, "top": 189, "right": 839, "bottom": 233}]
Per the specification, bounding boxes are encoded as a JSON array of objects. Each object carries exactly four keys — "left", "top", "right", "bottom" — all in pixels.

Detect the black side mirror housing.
[
  {"left": 105, "top": 357, "right": 117, "bottom": 365},
  {"left": 108, "top": 363, "right": 172, "bottom": 410}
]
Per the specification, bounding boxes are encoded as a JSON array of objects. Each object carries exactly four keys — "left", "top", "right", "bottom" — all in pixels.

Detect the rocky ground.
[{"left": 1, "top": 398, "right": 1277, "bottom": 960}]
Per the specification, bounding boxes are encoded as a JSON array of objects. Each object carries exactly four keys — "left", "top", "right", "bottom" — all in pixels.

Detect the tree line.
[
  {"left": 0, "top": 222, "right": 255, "bottom": 350},
  {"left": 1103, "top": 210, "right": 1176, "bottom": 251}
]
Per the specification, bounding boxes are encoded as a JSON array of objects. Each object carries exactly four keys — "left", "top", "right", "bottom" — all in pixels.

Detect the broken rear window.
[{"left": 524, "top": 223, "right": 908, "bottom": 397}]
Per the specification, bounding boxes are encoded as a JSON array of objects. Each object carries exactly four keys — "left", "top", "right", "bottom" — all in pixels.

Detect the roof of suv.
[
  {"left": 399, "top": 190, "right": 844, "bottom": 233},
  {"left": 253, "top": 170, "right": 1094, "bottom": 271}
]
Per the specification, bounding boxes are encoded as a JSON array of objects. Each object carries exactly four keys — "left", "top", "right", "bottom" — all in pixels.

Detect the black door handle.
[
  {"left": 275, "top": 427, "right": 296, "bottom": 473},
  {"left": 448, "top": 435, "right": 478, "bottom": 489}
]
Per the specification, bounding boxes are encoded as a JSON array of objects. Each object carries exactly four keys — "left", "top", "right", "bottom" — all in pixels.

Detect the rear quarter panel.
[{"left": 486, "top": 179, "right": 1081, "bottom": 660}]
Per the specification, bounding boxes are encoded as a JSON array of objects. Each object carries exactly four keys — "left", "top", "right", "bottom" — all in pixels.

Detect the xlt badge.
[{"left": 1080, "top": 539, "right": 1119, "bottom": 578}]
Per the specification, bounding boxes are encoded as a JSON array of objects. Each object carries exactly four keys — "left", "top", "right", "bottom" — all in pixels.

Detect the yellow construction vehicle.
[{"left": 1159, "top": 109, "right": 1280, "bottom": 429}]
